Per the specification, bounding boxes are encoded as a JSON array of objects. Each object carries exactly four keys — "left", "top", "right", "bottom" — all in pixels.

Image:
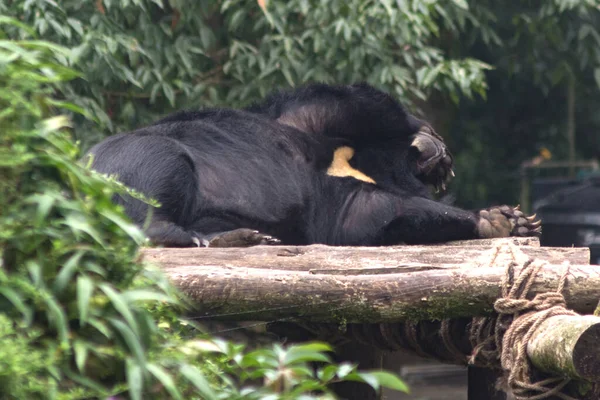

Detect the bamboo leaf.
[
  {"left": 77, "top": 276, "right": 94, "bottom": 326},
  {"left": 147, "top": 363, "right": 182, "bottom": 400}
]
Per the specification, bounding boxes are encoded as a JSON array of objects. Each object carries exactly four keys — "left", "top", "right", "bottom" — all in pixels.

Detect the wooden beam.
[
  {"left": 142, "top": 238, "right": 588, "bottom": 273},
  {"left": 159, "top": 262, "right": 599, "bottom": 323},
  {"left": 528, "top": 315, "right": 600, "bottom": 381},
  {"left": 139, "top": 238, "right": 595, "bottom": 323}
]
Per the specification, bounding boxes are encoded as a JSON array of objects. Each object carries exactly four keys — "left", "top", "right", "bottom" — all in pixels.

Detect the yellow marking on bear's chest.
[{"left": 326, "top": 146, "right": 376, "bottom": 184}]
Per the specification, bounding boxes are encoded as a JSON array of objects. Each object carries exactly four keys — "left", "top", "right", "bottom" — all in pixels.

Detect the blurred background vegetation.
[
  {"left": 2, "top": 0, "right": 600, "bottom": 398},
  {"left": 5, "top": 0, "right": 600, "bottom": 209}
]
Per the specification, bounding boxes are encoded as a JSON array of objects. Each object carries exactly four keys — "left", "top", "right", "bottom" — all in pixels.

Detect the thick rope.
[
  {"left": 469, "top": 255, "right": 578, "bottom": 400},
  {"left": 404, "top": 322, "right": 430, "bottom": 358}
]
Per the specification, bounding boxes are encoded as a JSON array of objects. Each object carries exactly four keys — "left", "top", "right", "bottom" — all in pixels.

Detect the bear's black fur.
[
  {"left": 247, "top": 82, "right": 454, "bottom": 193},
  {"left": 84, "top": 83, "right": 540, "bottom": 247}
]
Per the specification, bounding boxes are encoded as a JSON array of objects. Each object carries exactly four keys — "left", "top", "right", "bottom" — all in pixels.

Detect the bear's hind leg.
[
  {"left": 197, "top": 228, "right": 281, "bottom": 248},
  {"left": 146, "top": 220, "right": 281, "bottom": 248},
  {"left": 145, "top": 220, "right": 201, "bottom": 247}
]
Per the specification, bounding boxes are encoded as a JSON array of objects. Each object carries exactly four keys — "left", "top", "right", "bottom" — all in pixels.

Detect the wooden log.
[
  {"left": 142, "top": 243, "right": 597, "bottom": 323},
  {"left": 143, "top": 238, "right": 588, "bottom": 273},
  {"left": 527, "top": 315, "right": 600, "bottom": 381}
]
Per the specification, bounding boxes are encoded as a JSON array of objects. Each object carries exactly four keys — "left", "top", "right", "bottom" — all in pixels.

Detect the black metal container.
[{"left": 534, "top": 177, "right": 600, "bottom": 265}]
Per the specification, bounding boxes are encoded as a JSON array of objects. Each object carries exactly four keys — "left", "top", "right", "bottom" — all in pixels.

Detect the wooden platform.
[{"left": 140, "top": 238, "right": 598, "bottom": 400}]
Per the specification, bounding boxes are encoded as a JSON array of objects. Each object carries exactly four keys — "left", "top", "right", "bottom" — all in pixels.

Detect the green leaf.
[
  {"left": 179, "top": 364, "right": 218, "bottom": 400},
  {"left": 147, "top": 363, "right": 182, "bottom": 400},
  {"left": 162, "top": 83, "right": 175, "bottom": 106},
  {"left": 27, "top": 261, "right": 43, "bottom": 288},
  {"left": 30, "top": 193, "right": 56, "bottom": 227},
  {"left": 281, "top": 66, "right": 295, "bottom": 86},
  {"left": 362, "top": 371, "right": 409, "bottom": 393},
  {"left": 284, "top": 343, "right": 333, "bottom": 365},
  {"left": 44, "top": 295, "right": 69, "bottom": 345},
  {"left": 422, "top": 64, "right": 444, "bottom": 87},
  {"left": 73, "top": 340, "right": 89, "bottom": 372},
  {"left": 63, "top": 367, "right": 109, "bottom": 393},
  {"left": 44, "top": 98, "right": 90, "bottom": 118},
  {"left": 594, "top": 68, "right": 600, "bottom": 89},
  {"left": 109, "top": 318, "right": 146, "bottom": 364},
  {"left": 0, "top": 16, "right": 37, "bottom": 37},
  {"left": 229, "top": 10, "right": 246, "bottom": 31},
  {"left": 66, "top": 18, "right": 84, "bottom": 36},
  {"left": 0, "top": 49, "right": 21, "bottom": 64},
  {"left": 0, "top": 151, "right": 35, "bottom": 167},
  {"left": 54, "top": 250, "right": 86, "bottom": 294},
  {"left": 121, "top": 289, "right": 174, "bottom": 304},
  {"left": 284, "top": 349, "right": 331, "bottom": 364},
  {"left": 289, "top": 342, "right": 332, "bottom": 352},
  {"left": 181, "top": 339, "right": 224, "bottom": 354},
  {"left": 345, "top": 372, "right": 380, "bottom": 391},
  {"left": 288, "top": 379, "right": 324, "bottom": 396},
  {"left": 318, "top": 365, "right": 338, "bottom": 382},
  {"left": 126, "top": 358, "right": 144, "bottom": 400},
  {"left": 452, "top": 0, "right": 469, "bottom": 10},
  {"left": 88, "top": 317, "right": 112, "bottom": 338},
  {"left": 77, "top": 276, "right": 94, "bottom": 326},
  {"left": 61, "top": 214, "right": 106, "bottom": 246},
  {"left": 99, "top": 209, "right": 146, "bottom": 244},
  {"left": 0, "top": 40, "right": 44, "bottom": 65},
  {"left": 0, "top": 287, "right": 33, "bottom": 324},
  {"left": 100, "top": 284, "right": 140, "bottom": 337},
  {"left": 17, "top": 40, "right": 72, "bottom": 57},
  {"left": 335, "top": 363, "right": 356, "bottom": 379}
]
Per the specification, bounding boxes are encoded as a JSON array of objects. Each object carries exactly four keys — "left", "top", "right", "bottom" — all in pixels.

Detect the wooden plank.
[{"left": 141, "top": 238, "right": 589, "bottom": 273}]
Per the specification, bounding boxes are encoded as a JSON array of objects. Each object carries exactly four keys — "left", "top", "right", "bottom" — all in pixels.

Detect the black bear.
[{"left": 84, "top": 83, "right": 540, "bottom": 247}]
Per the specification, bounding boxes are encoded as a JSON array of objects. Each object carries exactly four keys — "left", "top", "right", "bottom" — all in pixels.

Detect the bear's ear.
[{"left": 276, "top": 104, "right": 330, "bottom": 135}]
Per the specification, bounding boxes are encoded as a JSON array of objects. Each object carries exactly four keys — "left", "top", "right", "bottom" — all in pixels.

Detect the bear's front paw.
[{"left": 476, "top": 205, "right": 541, "bottom": 239}]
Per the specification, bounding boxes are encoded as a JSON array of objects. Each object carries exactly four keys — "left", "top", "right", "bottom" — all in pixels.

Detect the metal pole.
[{"left": 567, "top": 77, "right": 576, "bottom": 178}]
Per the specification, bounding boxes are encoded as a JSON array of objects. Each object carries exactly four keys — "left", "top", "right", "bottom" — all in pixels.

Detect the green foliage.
[
  {"left": 0, "top": 16, "right": 408, "bottom": 400},
  {"left": 442, "top": 0, "right": 600, "bottom": 208},
  {"left": 3, "top": 0, "right": 493, "bottom": 151},
  {"left": 0, "top": 16, "right": 185, "bottom": 398},
  {"left": 218, "top": 0, "right": 490, "bottom": 103},
  {"left": 5, "top": 0, "right": 600, "bottom": 209},
  {"left": 502, "top": 0, "right": 600, "bottom": 92},
  {"left": 0, "top": 314, "right": 59, "bottom": 398},
  {"left": 180, "top": 340, "right": 409, "bottom": 399}
]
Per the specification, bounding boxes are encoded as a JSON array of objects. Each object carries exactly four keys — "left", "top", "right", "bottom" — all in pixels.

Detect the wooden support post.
[
  {"left": 468, "top": 366, "right": 507, "bottom": 400},
  {"left": 332, "top": 342, "right": 383, "bottom": 400}
]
